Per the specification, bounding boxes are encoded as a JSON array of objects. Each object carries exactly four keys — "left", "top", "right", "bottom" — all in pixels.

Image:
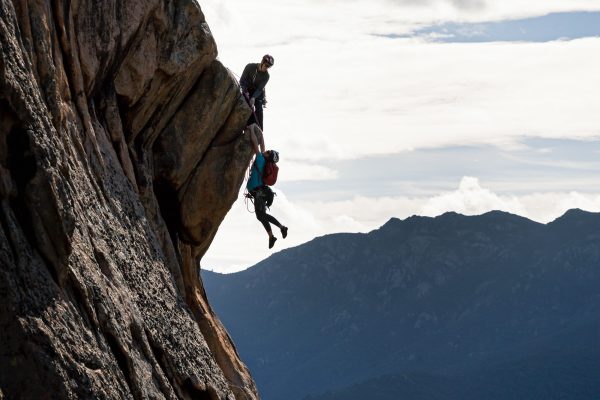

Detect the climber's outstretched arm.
[{"left": 247, "top": 123, "right": 265, "bottom": 155}]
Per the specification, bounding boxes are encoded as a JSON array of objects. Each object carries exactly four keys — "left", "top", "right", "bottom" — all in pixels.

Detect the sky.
[{"left": 198, "top": 0, "right": 600, "bottom": 273}]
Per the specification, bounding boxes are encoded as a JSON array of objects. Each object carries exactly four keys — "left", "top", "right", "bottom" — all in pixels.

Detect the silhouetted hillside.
[
  {"left": 203, "top": 210, "right": 600, "bottom": 400},
  {"left": 307, "top": 321, "right": 600, "bottom": 400}
]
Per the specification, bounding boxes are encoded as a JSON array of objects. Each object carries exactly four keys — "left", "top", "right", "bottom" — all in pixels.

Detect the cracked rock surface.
[{"left": 0, "top": 0, "right": 257, "bottom": 398}]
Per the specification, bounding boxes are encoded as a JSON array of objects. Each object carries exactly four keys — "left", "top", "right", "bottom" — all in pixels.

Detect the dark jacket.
[{"left": 240, "top": 63, "right": 269, "bottom": 101}]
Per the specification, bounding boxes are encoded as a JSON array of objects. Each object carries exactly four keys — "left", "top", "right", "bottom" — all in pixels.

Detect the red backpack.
[
  {"left": 262, "top": 150, "right": 279, "bottom": 186},
  {"left": 263, "top": 160, "right": 278, "bottom": 186}
]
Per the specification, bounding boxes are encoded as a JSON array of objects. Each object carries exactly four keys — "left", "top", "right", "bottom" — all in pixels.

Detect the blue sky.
[
  {"left": 281, "top": 138, "right": 600, "bottom": 200},
  {"left": 200, "top": 0, "right": 600, "bottom": 272},
  {"left": 390, "top": 11, "right": 600, "bottom": 42}
]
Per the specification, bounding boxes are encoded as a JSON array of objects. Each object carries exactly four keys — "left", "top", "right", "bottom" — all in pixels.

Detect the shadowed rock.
[
  {"left": 0, "top": 0, "right": 257, "bottom": 399},
  {"left": 153, "top": 60, "right": 247, "bottom": 190}
]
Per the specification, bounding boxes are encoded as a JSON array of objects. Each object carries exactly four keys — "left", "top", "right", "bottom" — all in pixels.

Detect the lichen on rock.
[{"left": 0, "top": 0, "right": 257, "bottom": 399}]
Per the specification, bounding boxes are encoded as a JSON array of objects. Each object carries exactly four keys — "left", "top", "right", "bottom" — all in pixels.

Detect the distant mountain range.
[{"left": 202, "top": 210, "right": 600, "bottom": 400}]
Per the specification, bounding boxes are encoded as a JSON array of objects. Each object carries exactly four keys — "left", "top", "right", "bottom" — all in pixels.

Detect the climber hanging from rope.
[
  {"left": 240, "top": 54, "right": 274, "bottom": 130},
  {"left": 245, "top": 123, "right": 287, "bottom": 249}
]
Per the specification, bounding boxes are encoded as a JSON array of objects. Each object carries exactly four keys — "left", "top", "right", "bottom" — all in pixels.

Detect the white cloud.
[
  {"left": 204, "top": 0, "right": 600, "bottom": 164},
  {"left": 202, "top": 188, "right": 327, "bottom": 273},
  {"left": 280, "top": 161, "right": 339, "bottom": 181},
  {"left": 467, "top": 0, "right": 600, "bottom": 21},
  {"left": 420, "top": 176, "right": 526, "bottom": 216},
  {"left": 267, "top": 38, "right": 600, "bottom": 163},
  {"left": 207, "top": 15, "right": 600, "bottom": 166},
  {"left": 202, "top": 177, "right": 600, "bottom": 273},
  {"left": 198, "top": 1, "right": 600, "bottom": 272},
  {"left": 202, "top": 0, "right": 600, "bottom": 43}
]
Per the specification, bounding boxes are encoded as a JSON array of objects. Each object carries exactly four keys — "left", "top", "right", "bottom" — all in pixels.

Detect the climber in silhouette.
[
  {"left": 240, "top": 54, "right": 274, "bottom": 130},
  {"left": 246, "top": 124, "right": 287, "bottom": 249}
]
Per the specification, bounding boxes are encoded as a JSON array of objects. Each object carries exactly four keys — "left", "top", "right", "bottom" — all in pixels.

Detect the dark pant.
[
  {"left": 246, "top": 99, "right": 264, "bottom": 130},
  {"left": 254, "top": 100, "right": 264, "bottom": 130},
  {"left": 252, "top": 188, "right": 280, "bottom": 233}
]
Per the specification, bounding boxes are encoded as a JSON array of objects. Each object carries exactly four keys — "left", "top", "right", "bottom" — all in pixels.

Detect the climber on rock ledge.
[
  {"left": 245, "top": 124, "right": 287, "bottom": 249},
  {"left": 240, "top": 54, "right": 274, "bottom": 130}
]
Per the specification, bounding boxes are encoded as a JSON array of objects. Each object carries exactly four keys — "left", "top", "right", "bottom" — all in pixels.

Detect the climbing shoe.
[
  {"left": 269, "top": 236, "right": 277, "bottom": 249},
  {"left": 281, "top": 226, "right": 288, "bottom": 239}
]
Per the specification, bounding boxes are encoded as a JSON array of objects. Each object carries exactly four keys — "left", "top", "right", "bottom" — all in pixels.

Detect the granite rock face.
[{"left": 0, "top": 0, "right": 257, "bottom": 399}]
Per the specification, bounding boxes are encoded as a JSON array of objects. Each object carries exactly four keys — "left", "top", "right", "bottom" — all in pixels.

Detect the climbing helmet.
[
  {"left": 269, "top": 150, "right": 279, "bottom": 163},
  {"left": 262, "top": 54, "right": 274, "bottom": 67}
]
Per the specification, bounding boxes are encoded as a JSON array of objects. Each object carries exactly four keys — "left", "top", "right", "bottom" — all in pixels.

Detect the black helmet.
[
  {"left": 269, "top": 150, "right": 279, "bottom": 163},
  {"left": 262, "top": 54, "right": 274, "bottom": 67}
]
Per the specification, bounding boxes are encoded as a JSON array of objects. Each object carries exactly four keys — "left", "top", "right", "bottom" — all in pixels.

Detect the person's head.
[
  {"left": 265, "top": 150, "right": 279, "bottom": 163},
  {"left": 259, "top": 54, "right": 274, "bottom": 72}
]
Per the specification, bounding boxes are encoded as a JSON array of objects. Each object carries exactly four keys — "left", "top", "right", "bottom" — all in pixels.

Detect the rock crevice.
[{"left": 0, "top": 0, "right": 257, "bottom": 399}]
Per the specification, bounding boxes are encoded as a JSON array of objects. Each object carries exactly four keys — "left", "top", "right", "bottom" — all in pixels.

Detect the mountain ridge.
[
  {"left": 203, "top": 208, "right": 600, "bottom": 399},
  {"left": 206, "top": 208, "right": 596, "bottom": 276}
]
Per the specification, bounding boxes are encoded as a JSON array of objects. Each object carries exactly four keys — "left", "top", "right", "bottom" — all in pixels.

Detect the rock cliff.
[{"left": 0, "top": 0, "right": 257, "bottom": 399}]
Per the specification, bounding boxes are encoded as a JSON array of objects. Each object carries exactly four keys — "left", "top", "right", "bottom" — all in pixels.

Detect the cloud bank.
[
  {"left": 199, "top": 1, "right": 600, "bottom": 272},
  {"left": 202, "top": 1, "right": 600, "bottom": 162},
  {"left": 203, "top": 177, "right": 600, "bottom": 273}
]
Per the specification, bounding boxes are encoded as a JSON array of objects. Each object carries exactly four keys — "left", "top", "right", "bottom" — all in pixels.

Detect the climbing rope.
[
  {"left": 228, "top": 67, "right": 262, "bottom": 128},
  {"left": 224, "top": 67, "right": 262, "bottom": 215}
]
